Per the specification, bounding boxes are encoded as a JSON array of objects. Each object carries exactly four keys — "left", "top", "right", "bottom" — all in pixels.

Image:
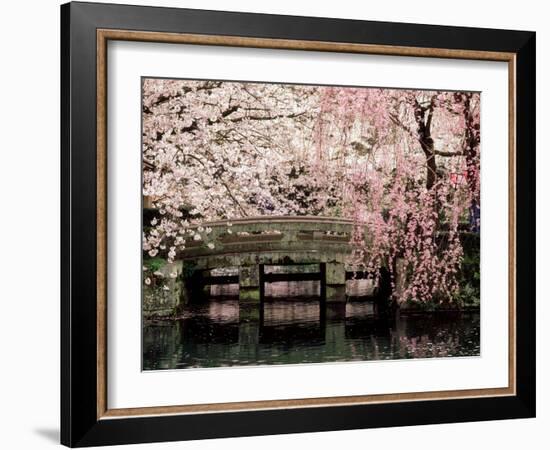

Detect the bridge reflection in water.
[{"left": 143, "top": 282, "right": 480, "bottom": 370}]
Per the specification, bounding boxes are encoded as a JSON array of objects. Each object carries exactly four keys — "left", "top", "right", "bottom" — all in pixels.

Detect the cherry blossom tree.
[
  {"left": 143, "top": 79, "right": 323, "bottom": 258},
  {"left": 142, "top": 78, "right": 480, "bottom": 306},
  {"left": 315, "top": 86, "right": 479, "bottom": 305}
]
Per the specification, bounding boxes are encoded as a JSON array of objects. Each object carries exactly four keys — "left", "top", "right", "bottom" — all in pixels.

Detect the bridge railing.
[{"left": 179, "top": 215, "right": 362, "bottom": 260}]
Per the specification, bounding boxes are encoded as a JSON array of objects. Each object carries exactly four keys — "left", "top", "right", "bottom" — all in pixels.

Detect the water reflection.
[
  {"left": 143, "top": 298, "right": 480, "bottom": 370},
  {"left": 209, "top": 279, "right": 376, "bottom": 298}
]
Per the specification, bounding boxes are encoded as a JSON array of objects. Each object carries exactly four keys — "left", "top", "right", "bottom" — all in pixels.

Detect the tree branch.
[
  {"left": 434, "top": 150, "right": 464, "bottom": 157},
  {"left": 228, "top": 110, "right": 307, "bottom": 123}
]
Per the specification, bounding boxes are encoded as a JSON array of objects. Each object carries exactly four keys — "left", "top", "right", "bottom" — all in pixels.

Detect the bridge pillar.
[
  {"left": 239, "top": 264, "right": 261, "bottom": 304},
  {"left": 325, "top": 262, "right": 346, "bottom": 303}
]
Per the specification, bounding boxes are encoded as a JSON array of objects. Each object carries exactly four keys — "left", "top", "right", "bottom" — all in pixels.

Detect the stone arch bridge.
[{"left": 177, "top": 216, "right": 374, "bottom": 309}]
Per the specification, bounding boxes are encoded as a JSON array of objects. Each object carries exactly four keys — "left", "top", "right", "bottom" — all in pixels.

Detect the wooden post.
[
  {"left": 259, "top": 264, "right": 265, "bottom": 303},
  {"left": 320, "top": 262, "right": 327, "bottom": 302},
  {"left": 258, "top": 263, "right": 265, "bottom": 325},
  {"left": 319, "top": 262, "right": 327, "bottom": 323}
]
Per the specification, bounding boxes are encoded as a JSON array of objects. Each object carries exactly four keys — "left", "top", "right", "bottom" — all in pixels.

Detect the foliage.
[
  {"left": 453, "top": 234, "right": 481, "bottom": 308},
  {"left": 143, "top": 256, "right": 166, "bottom": 273}
]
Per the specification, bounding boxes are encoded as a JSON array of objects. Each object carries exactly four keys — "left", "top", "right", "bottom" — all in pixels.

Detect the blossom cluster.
[{"left": 142, "top": 79, "right": 480, "bottom": 304}]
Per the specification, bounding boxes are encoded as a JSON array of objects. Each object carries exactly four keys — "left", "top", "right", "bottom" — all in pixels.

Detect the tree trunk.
[
  {"left": 461, "top": 93, "right": 481, "bottom": 231},
  {"left": 413, "top": 98, "right": 437, "bottom": 190},
  {"left": 421, "top": 141, "right": 437, "bottom": 190}
]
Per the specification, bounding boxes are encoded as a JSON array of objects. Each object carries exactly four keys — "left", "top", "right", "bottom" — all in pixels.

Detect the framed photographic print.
[{"left": 60, "top": 1, "right": 536, "bottom": 447}]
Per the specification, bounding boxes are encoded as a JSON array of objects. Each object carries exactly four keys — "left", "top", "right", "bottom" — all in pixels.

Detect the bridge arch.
[{"left": 176, "top": 216, "right": 379, "bottom": 310}]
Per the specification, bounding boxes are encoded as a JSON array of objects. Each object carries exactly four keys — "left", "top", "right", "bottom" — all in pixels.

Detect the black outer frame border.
[{"left": 60, "top": 1, "right": 536, "bottom": 447}]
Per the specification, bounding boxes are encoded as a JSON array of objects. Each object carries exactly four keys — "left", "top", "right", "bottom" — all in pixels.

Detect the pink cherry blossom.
[{"left": 142, "top": 79, "right": 480, "bottom": 305}]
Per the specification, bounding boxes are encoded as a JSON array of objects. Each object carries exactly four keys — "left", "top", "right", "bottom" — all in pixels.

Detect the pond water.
[{"left": 143, "top": 294, "right": 480, "bottom": 370}]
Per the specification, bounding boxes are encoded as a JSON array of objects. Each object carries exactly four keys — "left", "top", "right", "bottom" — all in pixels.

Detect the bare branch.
[{"left": 434, "top": 150, "right": 464, "bottom": 157}]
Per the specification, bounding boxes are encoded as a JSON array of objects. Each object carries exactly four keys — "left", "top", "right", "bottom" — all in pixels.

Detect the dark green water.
[{"left": 143, "top": 299, "right": 480, "bottom": 370}]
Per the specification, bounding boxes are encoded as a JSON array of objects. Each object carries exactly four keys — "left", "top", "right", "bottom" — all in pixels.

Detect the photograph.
[{"left": 141, "top": 78, "right": 481, "bottom": 370}]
